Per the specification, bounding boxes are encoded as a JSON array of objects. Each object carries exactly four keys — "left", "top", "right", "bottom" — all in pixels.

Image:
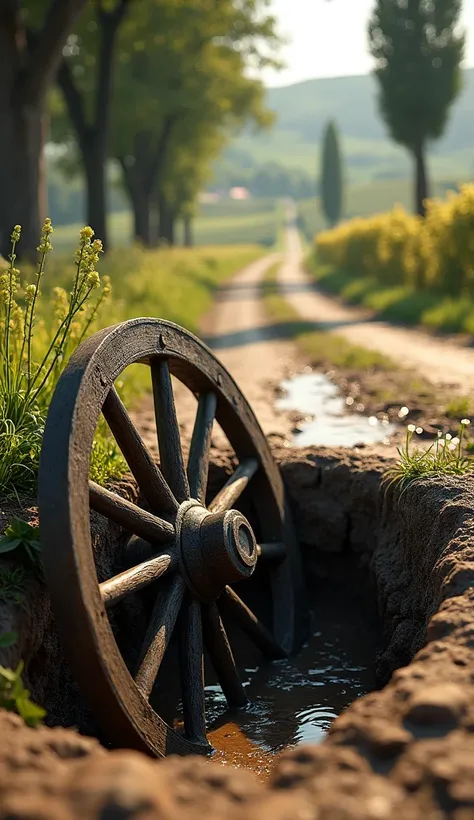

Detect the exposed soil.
[{"left": 3, "top": 448, "right": 474, "bottom": 817}]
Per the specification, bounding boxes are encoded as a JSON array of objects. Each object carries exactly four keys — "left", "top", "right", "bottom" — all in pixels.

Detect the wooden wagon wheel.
[{"left": 38, "top": 318, "right": 306, "bottom": 757}]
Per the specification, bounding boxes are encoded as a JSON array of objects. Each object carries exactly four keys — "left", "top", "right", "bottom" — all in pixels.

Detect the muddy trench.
[{"left": 1, "top": 447, "right": 474, "bottom": 817}]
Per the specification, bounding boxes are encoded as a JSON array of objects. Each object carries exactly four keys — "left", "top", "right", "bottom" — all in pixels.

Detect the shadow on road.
[{"left": 204, "top": 317, "right": 369, "bottom": 350}]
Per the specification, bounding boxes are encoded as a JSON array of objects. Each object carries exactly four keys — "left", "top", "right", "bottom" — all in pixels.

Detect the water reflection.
[
  {"left": 276, "top": 371, "right": 395, "bottom": 447},
  {"left": 205, "top": 580, "right": 380, "bottom": 775}
]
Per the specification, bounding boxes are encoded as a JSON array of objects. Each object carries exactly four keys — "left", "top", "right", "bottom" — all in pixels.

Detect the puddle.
[
  {"left": 275, "top": 372, "right": 395, "bottom": 448},
  {"left": 205, "top": 580, "right": 380, "bottom": 778}
]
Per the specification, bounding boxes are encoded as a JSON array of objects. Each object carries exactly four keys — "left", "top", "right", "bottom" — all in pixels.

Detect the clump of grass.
[
  {"left": 385, "top": 420, "right": 473, "bottom": 495},
  {"left": 0, "top": 221, "right": 124, "bottom": 496},
  {"left": 0, "top": 566, "right": 30, "bottom": 607},
  {"left": 445, "top": 396, "right": 471, "bottom": 420},
  {"left": 0, "top": 632, "right": 45, "bottom": 727},
  {"left": 0, "top": 518, "right": 41, "bottom": 569}
]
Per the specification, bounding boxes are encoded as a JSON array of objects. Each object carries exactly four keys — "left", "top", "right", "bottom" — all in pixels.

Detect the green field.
[{"left": 52, "top": 198, "right": 280, "bottom": 252}]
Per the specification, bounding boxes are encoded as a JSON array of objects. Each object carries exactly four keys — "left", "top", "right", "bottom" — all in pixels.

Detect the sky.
[{"left": 262, "top": 0, "right": 474, "bottom": 87}]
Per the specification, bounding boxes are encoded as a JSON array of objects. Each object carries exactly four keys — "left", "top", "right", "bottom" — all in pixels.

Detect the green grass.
[
  {"left": 385, "top": 422, "right": 474, "bottom": 494},
  {"left": 53, "top": 198, "right": 280, "bottom": 252},
  {"left": 445, "top": 396, "right": 471, "bottom": 420},
  {"left": 262, "top": 263, "right": 395, "bottom": 372},
  {"left": 1, "top": 232, "right": 265, "bottom": 498},
  {"left": 308, "top": 258, "right": 474, "bottom": 336}
]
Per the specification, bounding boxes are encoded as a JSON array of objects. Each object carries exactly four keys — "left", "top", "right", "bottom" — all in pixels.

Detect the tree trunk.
[
  {"left": 0, "top": 0, "right": 88, "bottom": 257},
  {"left": 57, "top": 1, "right": 130, "bottom": 250},
  {"left": 0, "top": 99, "right": 43, "bottom": 258},
  {"left": 119, "top": 156, "right": 153, "bottom": 246},
  {"left": 157, "top": 192, "right": 175, "bottom": 246},
  {"left": 413, "top": 139, "right": 429, "bottom": 218},
  {"left": 133, "top": 191, "right": 152, "bottom": 246},
  {"left": 83, "top": 137, "right": 107, "bottom": 243},
  {"left": 183, "top": 215, "right": 193, "bottom": 248}
]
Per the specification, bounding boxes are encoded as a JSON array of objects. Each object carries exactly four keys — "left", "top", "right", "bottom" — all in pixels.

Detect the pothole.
[{"left": 276, "top": 372, "right": 396, "bottom": 447}]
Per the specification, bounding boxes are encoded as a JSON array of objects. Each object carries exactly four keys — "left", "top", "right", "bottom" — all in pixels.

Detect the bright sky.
[{"left": 263, "top": 0, "right": 474, "bottom": 87}]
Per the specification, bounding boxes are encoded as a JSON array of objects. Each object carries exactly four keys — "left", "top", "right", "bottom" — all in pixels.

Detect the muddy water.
[
  {"left": 206, "top": 579, "right": 380, "bottom": 779},
  {"left": 276, "top": 371, "right": 396, "bottom": 448}
]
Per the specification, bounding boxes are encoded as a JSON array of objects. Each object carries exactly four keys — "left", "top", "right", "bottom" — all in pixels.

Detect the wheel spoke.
[
  {"left": 102, "top": 386, "right": 178, "bottom": 515},
  {"left": 219, "top": 587, "right": 287, "bottom": 660},
  {"left": 100, "top": 552, "right": 176, "bottom": 607},
  {"left": 151, "top": 359, "right": 189, "bottom": 503},
  {"left": 202, "top": 603, "right": 248, "bottom": 708},
  {"left": 89, "top": 481, "right": 174, "bottom": 545},
  {"left": 257, "top": 542, "right": 287, "bottom": 564},
  {"left": 209, "top": 458, "right": 259, "bottom": 513},
  {"left": 135, "top": 575, "right": 185, "bottom": 698},
  {"left": 179, "top": 597, "right": 208, "bottom": 745},
  {"left": 187, "top": 392, "right": 217, "bottom": 503}
]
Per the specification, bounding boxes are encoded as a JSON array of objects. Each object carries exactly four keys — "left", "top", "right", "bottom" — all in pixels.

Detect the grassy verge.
[{"left": 307, "top": 257, "right": 474, "bottom": 336}]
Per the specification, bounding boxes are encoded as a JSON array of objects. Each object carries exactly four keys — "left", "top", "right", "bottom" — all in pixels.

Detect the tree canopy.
[{"left": 368, "top": 0, "right": 465, "bottom": 215}]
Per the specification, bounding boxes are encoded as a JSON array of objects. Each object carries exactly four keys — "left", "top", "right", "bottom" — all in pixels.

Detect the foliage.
[
  {"left": 0, "top": 519, "right": 41, "bottom": 569},
  {"left": 315, "top": 184, "right": 474, "bottom": 302},
  {"left": 0, "top": 220, "right": 120, "bottom": 497},
  {"left": 368, "top": 0, "right": 465, "bottom": 214},
  {"left": 51, "top": 0, "right": 281, "bottom": 241},
  {"left": 320, "top": 121, "right": 343, "bottom": 227},
  {"left": 0, "top": 567, "right": 30, "bottom": 607},
  {"left": 384, "top": 420, "right": 473, "bottom": 495},
  {"left": 368, "top": 0, "right": 465, "bottom": 150},
  {"left": 0, "top": 632, "right": 46, "bottom": 727}
]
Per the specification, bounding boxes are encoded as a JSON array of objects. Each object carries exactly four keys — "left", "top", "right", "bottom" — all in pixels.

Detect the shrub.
[{"left": 315, "top": 184, "right": 474, "bottom": 297}]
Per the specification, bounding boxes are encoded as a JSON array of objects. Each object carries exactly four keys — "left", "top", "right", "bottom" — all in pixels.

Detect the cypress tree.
[{"left": 320, "top": 120, "right": 343, "bottom": 227}]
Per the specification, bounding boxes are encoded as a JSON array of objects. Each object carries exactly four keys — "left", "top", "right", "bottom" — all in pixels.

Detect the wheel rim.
[{"left": 39, "top": 318, "right": 306, "bottom": 757}]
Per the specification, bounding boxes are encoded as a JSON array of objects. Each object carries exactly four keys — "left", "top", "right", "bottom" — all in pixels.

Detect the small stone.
[{"left": 405, "top": 684, "right": 468, "bottom": 726}]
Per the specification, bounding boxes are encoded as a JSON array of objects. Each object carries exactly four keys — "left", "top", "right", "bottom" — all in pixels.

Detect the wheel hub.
[{"left": 177, "top": 501, "right": 257, "bottom": 602}]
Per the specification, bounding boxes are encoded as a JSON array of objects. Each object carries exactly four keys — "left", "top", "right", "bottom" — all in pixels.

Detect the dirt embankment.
[{"left": 2, "top": 448, "right": 474, "bottom": 817}]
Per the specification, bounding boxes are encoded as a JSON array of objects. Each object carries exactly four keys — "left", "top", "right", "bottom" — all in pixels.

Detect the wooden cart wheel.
[{"left": 38, "top": 318, "right": 306, "bottom": 757}]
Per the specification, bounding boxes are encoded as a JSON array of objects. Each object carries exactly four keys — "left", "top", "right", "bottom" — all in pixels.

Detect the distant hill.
[{"left": 225, "top": 69, "right": 474, "bottom": 185}]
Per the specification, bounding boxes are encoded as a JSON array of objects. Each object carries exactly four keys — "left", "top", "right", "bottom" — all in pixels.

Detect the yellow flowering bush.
[{"left": 315, "top": 183, "right": 474, "bottom": 296}]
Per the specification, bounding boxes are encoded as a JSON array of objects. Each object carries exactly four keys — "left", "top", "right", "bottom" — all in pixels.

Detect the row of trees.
[{"left": 0, "top": 0, "right": 280, "bottom": 256}]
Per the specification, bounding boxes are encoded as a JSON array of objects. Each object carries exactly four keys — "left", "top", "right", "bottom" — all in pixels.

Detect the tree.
[
  {"left": 54, "top": 0, "right": 133, "bottom": 249},
  {"left": 320, "top": 121, "right": 343, "bottom": 227},
  {"left": 0, "top": 0, "right": 87, "bottom": 256},
  {"left": 368, "top": 0, "right": 465, "bottom": 217},
  {"left": 110, "top": 0, "right": 278, "bottom": 245}
]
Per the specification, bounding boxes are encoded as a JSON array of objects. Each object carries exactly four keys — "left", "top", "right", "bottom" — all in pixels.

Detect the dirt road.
[
  {"left": 133, "top": 253, "right": 301, "bottom": 449},
  {"left": 280, "top": 211, "right": 474, "bottom": 397},
  {"left": 135, "top": 212, "right": 474, "bottom": 452}
]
